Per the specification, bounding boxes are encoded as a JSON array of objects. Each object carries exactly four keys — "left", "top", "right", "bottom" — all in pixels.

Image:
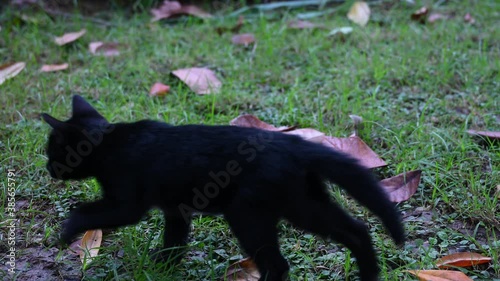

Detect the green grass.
[{"left": 1, "top": 0, "right": 499, "bottom": 280}]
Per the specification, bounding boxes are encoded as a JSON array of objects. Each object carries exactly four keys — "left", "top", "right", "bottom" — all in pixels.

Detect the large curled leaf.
[
  {"left": 80, "top": 229, "right": 102, "bottom": 264},
  {"left": 285, "top": 128, "right": 325, "bottom": 143},
  {"left": 0, "top": 62, "right": 26, "bottom": 85},
  {"left": 380, "top": 170, "right": 421, "bottom": 203},
  {"left": 436, "top": 252, "right": 492, "bottom": 269},
  {"left": 224, "top": 257, "right": 260, "bottom": 281},
  {"left": 406, "top": 269, "right": 473, "bottom": 281},
  {"left": 321, "top": 136, "right": 386, "bottom": 169},
  {"left": 467, "top": 130, "right": 500, "bottom": 140},
  {"left": 54, "top": 29, "right": 86, "bottom": 46},
  {"left": 230, "top": 114, "right": 291, "bottom": 131},
  {"left": 172, "top": 67, "right": 222, "bottom": 95},
  {"left": 151, "top": 0, "right": 212, "bottom": 21}
]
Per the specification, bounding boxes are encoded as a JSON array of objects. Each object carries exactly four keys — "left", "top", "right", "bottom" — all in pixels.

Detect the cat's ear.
[
  {"left": 41, "top": 113, "right": 68, "bottom": 131},
  {"left": 72, "top": 95, "right": 104, "bottom": 119}
]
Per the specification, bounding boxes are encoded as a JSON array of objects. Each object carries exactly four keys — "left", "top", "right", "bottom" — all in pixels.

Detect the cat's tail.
[{"left": 305, "top": 144, "right": 405, "bottom": 245}]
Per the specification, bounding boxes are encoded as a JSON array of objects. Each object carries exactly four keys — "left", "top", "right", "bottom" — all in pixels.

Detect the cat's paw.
[{"left": 60, "top": 219, "right": 79, "bottom": 246}]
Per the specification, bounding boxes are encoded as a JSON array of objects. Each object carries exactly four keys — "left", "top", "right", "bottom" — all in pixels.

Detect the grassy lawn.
[{"left": 1, "top": 0, "right": 499, "bottom": 280}]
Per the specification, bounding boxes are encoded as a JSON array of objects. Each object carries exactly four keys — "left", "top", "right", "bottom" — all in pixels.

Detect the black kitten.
[{"left": 42, "top": 95, "right": 404, "bottom": 281}]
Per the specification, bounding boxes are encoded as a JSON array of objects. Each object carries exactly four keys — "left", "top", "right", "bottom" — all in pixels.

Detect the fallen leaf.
[
  {"left": 172, "top": 67, "right": 221, "bottom": 95},
  {"left": 224, "top": 257, "right": 260, "bottom": 281},
  {"left": 230, "top": 114, "right": 291, "bottom": 131},
  {"left": 287, "top": 20, "right": 323, "bottom": 29},
  {"left": 380, "top": 170, "right": 421, "bottom": 203},
  {"left": 328, "top": 26, "right": 353, "bottom": 36},
  {"left": 54, "top": 29, "right": 86, "bottom": 46},
  {"left": 322, "top": 136, "right": 386, "bottom": 169},
  {"left": 467, "top": 130, "right": 500, "bottom": 140},
  {"left": 231, "top": 33, "right": 256, "bottom": 46},
  {"left": 89, "top": 42, "right": 123, "bottom": 57},
  {"left": 180, "top": 5, "right": 213, "bottom": 19},
  {"left": 151, "top": 0, "right": 212, "bottom": 22},
  {"left": 464, "top": 13, "right": 475, "bottom": 24},
  {"left": 347, "top": 1, "right": 370, "bottom": 27},
  {"left": 496, "top": 185, "right": 500, "bottom": 199},
  {"left": 285, "top": 128, "right": 325, "bottom": 143},
  {"left": 0, "top": 62, "right": 26, "bottom": 85},
  {"left": 436, "top": 252, "right": 492, "bottom": 269},
  {"left": 150, "top": 82, "right": 170, "bottom": 96},
  {"left": 406, "top": 269, "right": 473, "bottom": 281},
  {"left": 411, "top": 6, "right": 429, "bottom": 23},
  {"left": 428, "top": 13, "right": 448, "bottom": 23},
  {"left": 79, "top": 229, "right": 102, "bottom": 264},
  {"left": 68, "top": 238, "right": 82, "bottom": 255},
  {"left": 40, "top": 63, "right": 69, "bottom": 72}
]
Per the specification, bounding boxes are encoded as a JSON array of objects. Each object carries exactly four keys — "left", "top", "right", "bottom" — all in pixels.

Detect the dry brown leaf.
[
  {"left": 89, "top": 42, "right": 123, "bottom": 57},
  {"left": 287, "top": 20, "right": 324, "bottom": 29},
  {"left": 68, "top": 238, "right": 82, "bottom": 255},
  {"left": 322, "top": 136, "right": 386, "bottom": 169},
  {"left": 0, "top": 62, "right": 26, "bottom": 85},
  {"left": 172, "top": 67, "right": 221, "bottom": 95},
  {"left": 224, "top": 257, "right": 260, "bottom": 281},
  {"left": 464, "top": 13, "right": 475, "bottom": 24},
  {"left": 151, "top": 0, "right": 212, "bottom": 21},
  {"left": 285, "top": 128, "right": 325, "bottom": 143},
  {"left": 231, "top": 34, "right": 256, "bottom": 46},
  {"left": 428, "top": 13, "right": 448, "bottom": 23},
  {"left": 150, "top": 82, "right": 170, "bottom": 97},
  {"left": 54, "top": 29, "right": 86, "bottom": 46},
  {"left": 79, "top": 229, "right": 102, "bottom": 264},
  {"left": 380, "top": 170, "right": 421, "bottom": 203},
  {"left": 347, "top": 1, "right": 370, "bottom": 27},
  {"left": 436, "top": 252, "right": 492, "bottom": 269},
  {"left": 467, "top": 130, "right": 500, "bottom": 140},
  {"left": 406, "top": 269, "right": 473, "bottom": 281},
  {"left": 411, "top": 6, "right": 429, "bottom": 23},
  {"left": 230, "top": 114, "right": 291, "bottom": 131},
  {"left": 180, "top": 5, "right": 213, "bottom": 19},
  {"left": 40, "top": 63, "right": 69, "bottom": 72},
  {"left": 151, "top": 0, "right": 183, "bottom": 21}
]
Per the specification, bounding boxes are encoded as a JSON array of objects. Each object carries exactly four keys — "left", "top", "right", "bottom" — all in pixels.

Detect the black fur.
[{"left": 42, "top": 95, "right": 404, "bottom": 281}]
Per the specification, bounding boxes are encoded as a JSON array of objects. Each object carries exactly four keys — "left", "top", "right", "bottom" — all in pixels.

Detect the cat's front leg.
[
  {"left": 151, "top": 212, "right": 192, "bottom": 264},
  {"left": 61, "top": 199, "right": 147, "bottom": 244}
]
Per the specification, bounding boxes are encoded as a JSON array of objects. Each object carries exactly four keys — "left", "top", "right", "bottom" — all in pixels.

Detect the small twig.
[
  {"left": 42, "top": 8, "right": 117, "bottom": 27},
  {"left": 229, "top": 0, "right": 347, "bottom": 17}
]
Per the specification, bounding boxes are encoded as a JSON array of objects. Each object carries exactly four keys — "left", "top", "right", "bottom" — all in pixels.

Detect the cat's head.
[{"left": 42, "top": 95, "right": 113, "bottom": 180}]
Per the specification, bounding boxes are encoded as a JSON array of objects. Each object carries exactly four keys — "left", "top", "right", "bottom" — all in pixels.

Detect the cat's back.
[{"left": 112, "top": 121, "right": 307, "bottom": 158}]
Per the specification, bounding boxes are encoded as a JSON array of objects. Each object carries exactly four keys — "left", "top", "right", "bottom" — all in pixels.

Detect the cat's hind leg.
[
  {"left": 151, "top": 211, "right": 192, "bottom": 265},
  {"left": 224, "top": 200, "right": 289, "bottom": 281},
  {"left": 284, "top": 197, "right": 379, "bottom": 281}
]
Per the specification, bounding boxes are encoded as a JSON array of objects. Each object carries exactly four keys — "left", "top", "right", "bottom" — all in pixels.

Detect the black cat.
[{"left": 42, "top": 95, "right": 404, "bottom": 281}]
